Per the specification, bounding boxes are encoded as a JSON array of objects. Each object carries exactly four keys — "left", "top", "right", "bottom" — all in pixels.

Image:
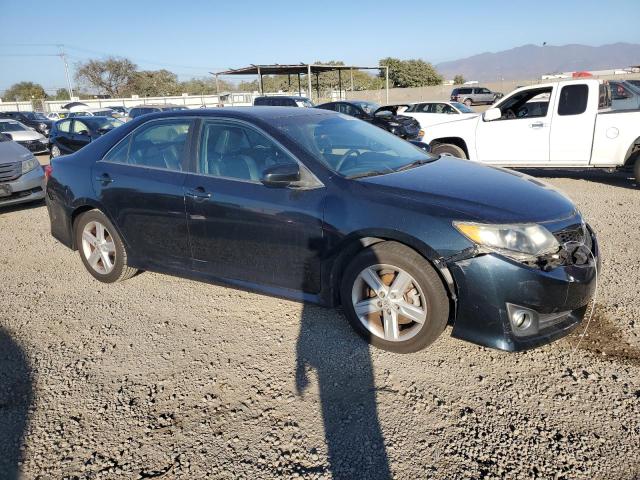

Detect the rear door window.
[
  {"left": 58, "top": 120, "right": 71, "bottom": 133},
  {"left": 558, "top": 84, "right": 588, "bottom": 116}
]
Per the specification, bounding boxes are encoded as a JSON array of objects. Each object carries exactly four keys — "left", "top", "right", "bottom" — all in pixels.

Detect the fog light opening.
[{"left": 512, "top": 310, "right": 532, "bottom": 330}]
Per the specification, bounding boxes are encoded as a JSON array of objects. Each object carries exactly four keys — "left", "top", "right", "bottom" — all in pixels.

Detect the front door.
[
  {"left": 184, "top": 119, "right": 325, "bottom": 294},
  {"left": 475, "top": 86, "right": 553, "bottom": 164},
  {"left": 92, "top": 118, "right": 194, "bottom": 267}
]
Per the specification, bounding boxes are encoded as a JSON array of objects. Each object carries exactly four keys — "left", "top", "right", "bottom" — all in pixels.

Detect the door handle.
[
  {"left": 186, "top": 187, "right": 211, "bottom": 199},
  {"left": 95, "top": 173, "right": 114, "bottom": 184},
  {"left": 529, "top": 121, "right": 544, "bottom": 128}
]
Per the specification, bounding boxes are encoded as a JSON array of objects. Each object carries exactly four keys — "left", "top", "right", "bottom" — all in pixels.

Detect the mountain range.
[{"left": 435, "top": 43, "right": 640, "bottom": 81}]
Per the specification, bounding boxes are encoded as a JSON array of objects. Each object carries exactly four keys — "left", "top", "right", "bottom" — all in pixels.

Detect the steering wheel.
[{"left": 335, "top": 149, "right": 361, "bottom": 172}]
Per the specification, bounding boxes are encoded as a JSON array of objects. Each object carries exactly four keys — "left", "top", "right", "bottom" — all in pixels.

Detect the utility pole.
[{"left": 58, "top": 44, "right": 74, "bottom": 100}]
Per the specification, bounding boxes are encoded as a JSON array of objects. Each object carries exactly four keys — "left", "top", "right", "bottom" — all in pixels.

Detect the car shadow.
[
  {"left": 295, "top": 305, "right": 391, "bottom": 479},
  {"left": 0, "top": 328, "right": 33, "bottom": 480},
  {"left": 514, "top": 168, "right": 638, "bottom": 190},
  {"left": 0, "top": 199, "right": 45, "bottom": 215}
]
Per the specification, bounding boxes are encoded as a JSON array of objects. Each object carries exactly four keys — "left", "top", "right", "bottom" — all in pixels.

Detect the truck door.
[
  {"left": 475, "top": 86, "right": 553, "bottom": 164},
  {"left": 549, "top": 83, "right": 597, "bottom": 164}
]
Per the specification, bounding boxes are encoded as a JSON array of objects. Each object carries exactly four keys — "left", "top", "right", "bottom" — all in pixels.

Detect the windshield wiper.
[
  {"left": 346, "top": 169, "right": 393, "bottom": 179},
  {"left": 394, "top": 156, "right": 440, "bottom": 172}
]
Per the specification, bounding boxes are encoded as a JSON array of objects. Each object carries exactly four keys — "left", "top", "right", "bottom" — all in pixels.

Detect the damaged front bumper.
[{"left": 446, "top": 222, "right": 599, "bottom": 352}]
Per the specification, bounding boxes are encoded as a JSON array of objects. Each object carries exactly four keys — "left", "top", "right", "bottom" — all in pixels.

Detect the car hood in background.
[
  {"left": 359, "top": 157, "right": 576, "bottom": 223},
  {"left": 3, "top": 130, "right": 47, "bottom": 142},
  {"left": 0, "top": 141, "right": 33, "bottom": 164}
]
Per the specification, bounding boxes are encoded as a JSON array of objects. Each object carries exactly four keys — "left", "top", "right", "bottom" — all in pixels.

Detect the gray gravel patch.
[{"left": 0, "top": 169, "right": 639, "bottom": 479}]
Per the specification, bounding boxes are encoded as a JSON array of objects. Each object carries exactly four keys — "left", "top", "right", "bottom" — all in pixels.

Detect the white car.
[
  {"left": 66, "top": 108, "right": 117, "bottom": 118},
  {"left": 397, "top": 101, "right": 479, "bottom": 129},
  {"left": 0, "top": 119, "right": 49, "bottom": 154},
  {"left": 422, "top": 79, "right": 640, "bottom": 182}
]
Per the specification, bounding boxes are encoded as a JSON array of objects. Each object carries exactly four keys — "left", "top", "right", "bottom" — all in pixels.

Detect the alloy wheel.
[
  {"left": 351, "top": 264, "right": 427, "bottom": 342},
  {"left": 81, "top": 221, "right": 116, "bottom": 275},
  {"left": 51, "top": 145, "right": 61, "bottom": 157}
]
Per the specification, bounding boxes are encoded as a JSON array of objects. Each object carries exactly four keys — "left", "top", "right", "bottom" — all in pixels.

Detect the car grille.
[
  {"left": 17, "top": 140, "right": 47, "bottom": 152},
  {"left": 0, "top": 161, "right": 21, "bottom": 183}
]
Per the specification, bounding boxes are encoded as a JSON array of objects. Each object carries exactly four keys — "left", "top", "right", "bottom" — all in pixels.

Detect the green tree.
[
  {"left": 379, "top": 57, "right": 443, "bottom": 88},
  {"left": 123, "top": 69, "right": 180, "bottom": 97},
  {"left": 453, "top": 75, "right": 465, "bottom": 85},
  {"left": 75, "top": 57, "right": 137, "bottom": 97},
  {"left": 53, "top": 88, "right": 70, "bottom": 100},
  {"left": 2, "top": 81, "right": 47, "bottom": 101}
]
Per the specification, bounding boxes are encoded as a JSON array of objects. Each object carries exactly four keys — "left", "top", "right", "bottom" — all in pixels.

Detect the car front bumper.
[
  {"left": 0, "top": 166, "right": 45, "bottom": 207},
  {"left": 447, "top": 227, "right": 599, "bottom": 352}
]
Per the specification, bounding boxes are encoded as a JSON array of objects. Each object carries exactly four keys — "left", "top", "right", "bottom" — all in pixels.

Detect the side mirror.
[
  {"left": 261, "top": 163, "right": 300, "bottom": 187},
  {"left": 483, "top": 107, "right": 501, "bottom": 122}
]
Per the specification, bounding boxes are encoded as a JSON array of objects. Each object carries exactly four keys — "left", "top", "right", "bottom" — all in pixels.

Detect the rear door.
[
  {"left": 92, "top": 118, "right": 194, "bottom": 268},
  {"left": 549, "top": 83, "right": 596, "bottom": 164},
  {"left": 55, "top": 119, "right": 74, "bottom": 153},
  {"left": 69, "top": 119, "right": 92, "bottom": 152},
  {"left": 183, "top": 118, "right": 325, "bottom": 293}
]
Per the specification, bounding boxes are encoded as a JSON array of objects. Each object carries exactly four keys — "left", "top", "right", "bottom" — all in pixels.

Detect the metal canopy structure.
[{"left": 212, "top": 63, "right": 390, "bottom": 103}]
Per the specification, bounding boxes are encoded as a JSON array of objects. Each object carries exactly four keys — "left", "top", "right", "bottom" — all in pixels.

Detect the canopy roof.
[{"left": 214, "top": 63, "right": 382, "bottom": 76}]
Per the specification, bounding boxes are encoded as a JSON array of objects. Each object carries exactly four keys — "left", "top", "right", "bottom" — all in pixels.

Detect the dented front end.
[{"left": 446, "top": 218, "right": 599, "bottom": 352}]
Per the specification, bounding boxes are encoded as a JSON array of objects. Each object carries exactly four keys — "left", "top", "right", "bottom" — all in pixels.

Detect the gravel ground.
[{"left": 0, "top": 168, "right": 639, "bottom": 480}]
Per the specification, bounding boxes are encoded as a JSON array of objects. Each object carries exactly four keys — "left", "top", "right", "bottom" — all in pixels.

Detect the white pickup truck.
[{"left": 423, "top": 79, "right": 640, "bottom": 182}]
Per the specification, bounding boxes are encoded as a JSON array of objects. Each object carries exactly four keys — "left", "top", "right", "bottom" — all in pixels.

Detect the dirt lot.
[{"left": 1, "top": 168, "right": 639, "bottom": 479}]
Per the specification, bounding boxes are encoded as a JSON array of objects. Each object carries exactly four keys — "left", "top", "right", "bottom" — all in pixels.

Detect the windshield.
[
  {"left": 451, "top": 102, "right": 474, "bottom": 113},
  {"left": 89, "top": 117, "right": 123, "bottom": 130},
  {"left": 275, "top": 113, "right": 438, "bottom": 178},
  {"left": 0, "top": 121, "right": 28, "bottom": 132},
  {"left": 351, "top": 101, "right": 380, "bottom": 115},
  {"left": 295, "top": 99, "right": 315, "bottom": 108}
]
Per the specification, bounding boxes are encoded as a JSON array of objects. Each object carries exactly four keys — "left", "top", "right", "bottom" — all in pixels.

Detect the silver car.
[
  {"left": 0, "top": 133, "right": 45, "bottom": 207},
  {"left": 450, "top": 87, "right": 503, "bottom": 106},
  {"left": 0, "top": 119, "right": 49, "bottom": 154}
]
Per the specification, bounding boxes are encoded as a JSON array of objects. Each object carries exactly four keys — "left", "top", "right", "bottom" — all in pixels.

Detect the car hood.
[
  {"left": 0, "top": 141, "right": 32, "bottom": 164},
  {"left": 359, "top": 157, "right": 577, "bottom": 223},
  {"left": 4, "top": 130, "right": 46, "bottom": 141}
]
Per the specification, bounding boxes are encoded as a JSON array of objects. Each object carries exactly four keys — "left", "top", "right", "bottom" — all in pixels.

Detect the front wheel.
[
  {"left": 74, "top": 210, "right": 138, "bottom": 283},
  {"left": 340, "top": 241, "right": 449, "bottom": 353},
  {"left": 50, "top": 145, "right": 61, "bottom": 158},
  {"left": 634, "top": 155, "right": 640, "bottom": 185},
  {"left": 431, "top": 143, "right": 467, "bottom": 159},
  {"left": 464, "top": 98, "right": 472, "bottom": 107}
]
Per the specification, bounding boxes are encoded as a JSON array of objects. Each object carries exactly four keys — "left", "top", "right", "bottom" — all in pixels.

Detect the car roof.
[
  {"left": 134, "top": 106, "right": 334, "bottom": 123},
  {"left": 131, "top": 104, "right": 182, "bottom": 108}
]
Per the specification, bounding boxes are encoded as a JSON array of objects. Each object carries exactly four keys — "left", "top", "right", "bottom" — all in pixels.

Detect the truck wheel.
[
  {"left": 464, "top": 98, "right": 472, "bottom": 107},
  {"left": 431, "top": 143, "right": 467, "bottom": 159}
]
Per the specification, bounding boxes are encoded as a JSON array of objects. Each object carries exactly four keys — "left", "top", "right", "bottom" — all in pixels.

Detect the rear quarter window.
[{"left": 558, "top": 84, "right": 589, "bottom": 116}]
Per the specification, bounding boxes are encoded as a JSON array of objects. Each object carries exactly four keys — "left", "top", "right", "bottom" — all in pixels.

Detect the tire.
[
  {"left": 340, "top": 241, "right": 449, "bottom": 353},
  {"left": 634, "top": 155, "right": 640, "bottom": 185},
  {"left": 50, "top": 145, "right": 61, "bottom": 158},
  {"left": 431, "top": 143, "right": 467, "bottom": 159},
  {"left": 464, "top": 98, "right": 472, "bottom": 107},
  {"left": 74, "top": 209, "right": 138, "bottom": 283}
]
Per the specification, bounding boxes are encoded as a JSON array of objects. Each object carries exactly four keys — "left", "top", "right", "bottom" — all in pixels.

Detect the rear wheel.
[
  {"left": 464, "top": 98, "right": 472, "bottom": 107},
  {"left": 634, "top": 155, "right": 640, "bottom": 185},
  {"left": 340, "top": 241, "right": 449, "bottom": 353},
  {"left": 431, "top": 143, "right": 467, "bottom": 159},
  {"left": 74, "top": 210, "right": 138, "bottom": 283},
  {"left": 50, "top": 145, "right": 61, "bottom": 158}
]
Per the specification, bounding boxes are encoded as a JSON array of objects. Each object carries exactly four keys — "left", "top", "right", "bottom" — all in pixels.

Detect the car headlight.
[
  {"left": 453, "top": 221, "right": 559, "bottom": 260},
  {"left": 39, "top": 122, "right": 47, "bottom": 130},
  {"left": 21, "top": 156, "right": 40, "bottom": 174}
]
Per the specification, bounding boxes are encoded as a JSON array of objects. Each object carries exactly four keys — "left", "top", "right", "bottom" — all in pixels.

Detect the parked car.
[
  {"left": 46, "top": 112, "right": 67, "bottom": 120},
  {"left": 609, "top": 80, "right": 640, "bottom": 110},
  {"left": 45, "top": 107, "right": 598, "bottom": 353},
  {"left": 107, "top": 106, "right": 128, "bottom": 116},
  {"left": 450, "top": 87, "right": 503, "bottom": 106},
  {"left": 422, "top": 79, "right": 640, "bottom": 182},
  {"left": 0, "top": 119, "right": 49, "bottom": 154},
  {"left": 66, "top": 108, "right": 120, "bottom": 118},
  {"left": 398, "top": 101, "right": 479, "bottom": 128},
  {"left": 254, "top": 96, "right": 315, "bottom": 107},
  {"left": 317, "top": 101, "right": 423, "bottom": 140},
  {"left": 128, "top": 104, "right": 188, "bottom": 120},
  {"left": 0, "top": 132, "right": 45, "bottom": 207},
  {"left": 0, "top": 111, "right": 53, "bottom": 136},
  {"left": 49, "top": 116, "right": 123, "bottom": 157}
]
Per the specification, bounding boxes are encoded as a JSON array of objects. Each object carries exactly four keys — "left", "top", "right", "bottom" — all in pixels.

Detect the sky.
[{"left": 1, "top": 0, "right": 638, "bottom": 94}]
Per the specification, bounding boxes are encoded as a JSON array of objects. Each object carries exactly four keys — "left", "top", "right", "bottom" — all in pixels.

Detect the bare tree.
[{"left": 75, "top": 57, "right": 137, "bottom": 97}]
